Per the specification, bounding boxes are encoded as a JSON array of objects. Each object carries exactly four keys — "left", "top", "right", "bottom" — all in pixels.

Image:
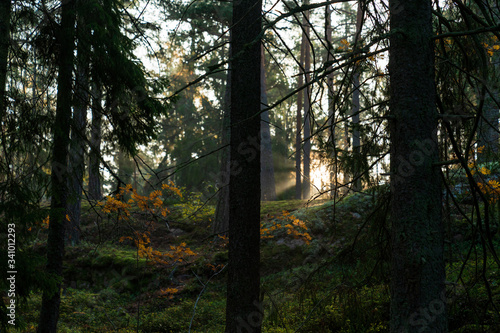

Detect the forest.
[{"left": 1, "top": 0, "right": 500, "bottom": 332}]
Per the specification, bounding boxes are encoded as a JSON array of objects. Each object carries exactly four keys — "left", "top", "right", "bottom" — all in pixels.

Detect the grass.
[{"left": 14, "top": 191, "right": 500, "bottom": 332}]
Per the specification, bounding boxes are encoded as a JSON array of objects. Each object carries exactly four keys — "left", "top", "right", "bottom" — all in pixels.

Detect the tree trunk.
[
  {"left": 389, "top": 0, "right": 447, "bottom": 332},
  {"left": 67, "top": 10, "right": 90, "bottom": 245},
  {"left": 213, "top": 40, "right": 231, "bottom": 235},
  {"left": 88, "top": 82, "right": 103, "bottom": 201},
  {"left": 0, "top": 0, "right": 11, "bottom": 118},
  {"left": 295, "top": 38, "right": 305, "bottom": 200},
  {"left": 302, "top": 2, "right": 311, "bottom": 199},
  {"left": 260, "top": 46, "right": 276, "bottom": 201},
  {"left": 478, "top": 40, "right": 500, "bottom": 162},
  {"left": 351, "top": 1, "right": 362, "bottom": 192},
  {"left": 37, "top": 1, "right": 76, "bottom": 331},
  {"left": 225, "top": 0, "right": 262, "bottom": 329},
  {"left": 326, "top": 3, "right": 336, "bottom": 198}
]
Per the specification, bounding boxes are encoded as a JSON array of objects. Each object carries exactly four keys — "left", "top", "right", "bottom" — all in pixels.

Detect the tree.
[
  {"left": 302, "top": 1, "right": 312, "bottom": 199},
  {"left": 389, "top": 0, "right": 447, "bottom": 331},
  {"left": 260, "top": 46, "right": 277, "bottom": 201},
  {"left": 0, "top": 0, "right": 11, "bottom": 118},
  {"left": 295, "top": 37, "right": 304, "bottom": 200},
  {"left": 37, "top": 0, "right": 76, "bottom": 331},
  {"left": 67, "top": 1, "right": 91, "bottom": 245},
  {"left": 225, "top": 0, "right": 262, "bottom": 330},
  {"left": 213, "top": 40, "right": 231, "bottom": 236},
  {"left": 88, "top": 82, "right": 103, "bottom": 201},
  {"left": 350, "top": 1, "right": 363, "bottom": 192}
]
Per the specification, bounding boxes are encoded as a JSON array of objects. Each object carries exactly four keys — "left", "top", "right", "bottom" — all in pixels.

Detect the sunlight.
[{"left": 310, "top": 160, "right": 331, "bottom": 196}]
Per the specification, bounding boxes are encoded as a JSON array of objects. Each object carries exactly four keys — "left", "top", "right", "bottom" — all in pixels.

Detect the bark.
[
  {"left": 260, "top": 47, "right": 276, "bottom": 201},
  {"left": 326, "top": 3, "right": 335, "bottom": 198},
  {"left": 88, "top": 82, "right": 103, "bottom": 201},
  {"left": 302, "top": 2, "right": 311, "bottom": 199},
  {"left": 37, "top": 0, "right": 76, "bottom": 332},
  {"left": 225, "top": 0, "right": 262, "bottom": 329},
  {"left": 478, "top": 43, "right": 500, "bottom": 162},
  {"left": 351, "top": 1, "right": 362, "bottom": 192},
  {"left": 0, "top": 0, "right": 10, "bottom": 118},
  {"left": 295, "top": 39, "right": 305, "bottom": 200},
  {"left": 389, "top": 0, "right": 447, "bottom": 332},
  {"left": 67, "top": 10, "right": 90, "bottom": 245}
]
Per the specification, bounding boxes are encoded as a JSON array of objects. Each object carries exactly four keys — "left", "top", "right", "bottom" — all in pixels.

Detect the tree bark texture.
[
  {"left": 37, "top": 1, "right": 76, "bottom": 332},
  {"left": 389, "top": 0, "right": 447, "bottom": 332},
  {"left": 225, "top": 0, "right": 262, "bottom": 329}
]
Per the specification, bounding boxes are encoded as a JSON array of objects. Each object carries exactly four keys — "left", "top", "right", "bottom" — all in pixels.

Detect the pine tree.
[
  {"left": 37, "top": 0, "right": 76, "bottom": 331},
  {"left": 389, "top": 0, "right": 447, "bottom": 331},
  {"left": 225, "top": 0, "right": 262, "bottom": 329}
]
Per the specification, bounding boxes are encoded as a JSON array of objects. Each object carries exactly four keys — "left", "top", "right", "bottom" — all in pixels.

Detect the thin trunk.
[
  {"left": 37, "top": 1, "right": 76, "bottom": 332},
  {"left": 389, "top": 0, "right": 447, "bottom": 331},
  {"left": 213, "top": 38, "right": 231, "bottom": 235},
  {"left": 326, "top": 3, "right": 335, "bottom": 198},
  {"left": 67, "top": 10, "right": 90, "bottom": 245},
  {"left": 302, "top": 2, "right": 311, "bottom": 200},
  {"left": 225, "top": 0, "right": 262, "bottom": 328},
  {"left": 295, "top": 40, "right": 305, "bottom": 200},
  {"left": 88, "top": 82, "right": 102, "bottom": 201},
  {"left": 0, "top": 0, "right": 10, "bottom": 117},
  {"left": 351, "top": 1, "right": 362, "bottom": 192},
  {"left": 478, "top": 41, "right": 500, "bottom": 162},
  {"left": 260, "top": 46, "right": 276, "bottom": 201}
]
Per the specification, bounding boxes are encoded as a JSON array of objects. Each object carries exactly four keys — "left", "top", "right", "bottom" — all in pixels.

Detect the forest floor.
[{"left": 17, "top": 188, "right": 500, "bottom": 332}]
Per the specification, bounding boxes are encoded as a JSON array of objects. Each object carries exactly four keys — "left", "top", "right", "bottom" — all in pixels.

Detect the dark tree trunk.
[
  {"left": 326, "top": 3, "right": 336, "bottom": 198},
  {"left": 88, "top": 82, "right": 103, "bottom": 201},
  {"left": 351, "top": 1, "right": 362, "bottom": 192},
  {"left": 295, "top": 38, "right": 304, "bottom": 200},
  {"left": 302, "top": 2, "right": 311, "bottom": 199},
  {"left": 389, "top": 0, "right": 447, "bottom": 332},
  {"left": 0, "top": 0, "right": 11, "bottom": 117},
  {"left": 260, "top": 47, "right": 276, "bottom": 201},
  {"left": 37, "top": 1, "right": 76, "bottom": 332},
  {"left": 225, "top": 0, "right": 262, "bottom": 329},
  {"left": 67, "top": 9, "right": 90, "bottom": 245},
  {"left": 478, "top": 48, "right": 500, "bottom": 162}
]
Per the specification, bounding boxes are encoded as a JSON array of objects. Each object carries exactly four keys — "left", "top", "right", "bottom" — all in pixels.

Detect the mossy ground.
[{"left": 14, "top": 192, "right": 500, "bottom": 332}]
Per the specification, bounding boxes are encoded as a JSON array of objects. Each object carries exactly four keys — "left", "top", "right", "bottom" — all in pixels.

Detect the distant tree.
[
  {"left": 213, "top": 41, "right": 231, "bottom": 235},
  {"left": 67, "top": 1, "right": 91, "bottom": 245},
  {"left": 0, "top": 0, "right": 10, "bottom": 118},
  {"left": 295, "top": 16, "right": 306, "bottom": 200},
  {"left": 389, "top": 0, "right": 447, "bottom": 331},
  {"left": 225, "top": 0, "right": 262, "bottom": 330},
  {"left": 88, "top": 81, "right": 103, "bottom": 201},
  {"left": 260, "top": 46, "right": 277, "bottom": 201},
  {"left": 302, "top": 0, "right": 312, "bottom": 199}
]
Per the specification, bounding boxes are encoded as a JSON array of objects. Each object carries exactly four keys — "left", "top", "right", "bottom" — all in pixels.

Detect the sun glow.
[{"left": 310, "top": 160, "right": 331, "bottom": 197}]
